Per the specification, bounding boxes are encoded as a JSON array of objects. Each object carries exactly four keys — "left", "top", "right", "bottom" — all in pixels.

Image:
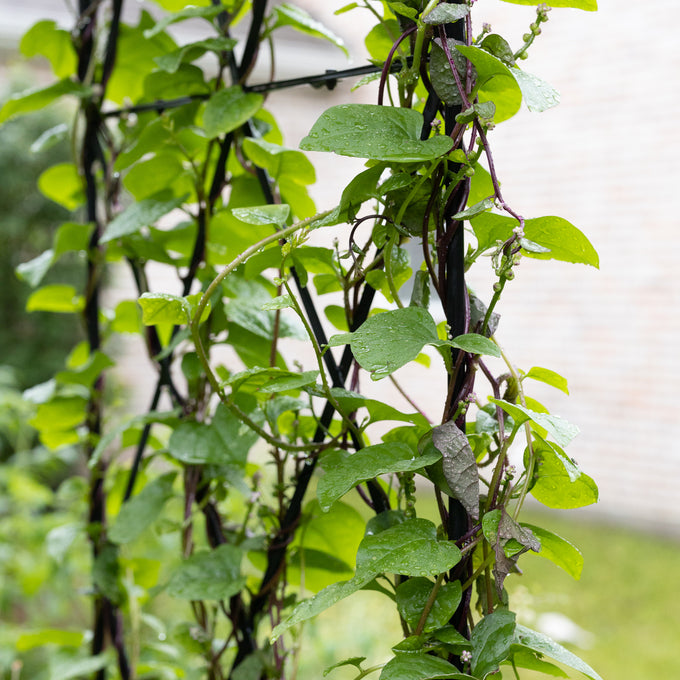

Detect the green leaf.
[
  {"left": 471, "top": 213, "right": 599, "bottom": 266},
  {"left": 481, "top": 34, "right": 516, "bottom": 67},
  {"left": 272, "top": 575, "right": 372, "bottom": 640},
  {"left": 506, "top": 648, "right": 569, "bottom": 678},
  {"left": 101, "top": 193, "right": 186, "bottom": 243},
  {"left": 323, "top": 658, "right": 367, "bottom": 676},
  {"left": 524, "top": 366, "right": 569, "bottom": 394},
  {"left": 203, "top": 86, "right": 264, "bottom": 139},
  {"left": 256, "top": 369, "right": 318, "bottom": 393},
  {"left": 289, "top": 501, "right": 366, "bottom": 592},
  {"left": 453, "top": 197, "right": 495, "bottom": 220},
  {"left": 166, "top": 544, "right": 246, "bottom": 600},
  {"left": 273, "top": 518, "right": 460, "bottom": 639},
  {"left": 512, "top": 69, "right": 560, "bottom": 112},
  {"left": 395, "top": 578, "right": 462, "bottom": 633},
  {"left": 143, "top": 4, "right": 226, "bottom": 38},
  {"left": 16, "top": 629, "right": 84, "bottom": 651},
  {"left": 50, "top": 652, "right": 113, "bottom": 680},
  {"left": 154, "top": 36, "right": 236, "bottom": 73},
  {"left": 270, "top": 3, "right": 348, "bottom": 56},
  {"left": 167, "top": 402, "right": 260, "bottom": 467},
  {"left": 521, "top": 523, "right": 583, "bottom": 579},
  {"left": 524, "top": 216, "right": 599, "bottom": 267},
  {"left": 123, "top": 154, "right": 192, "bottom": 201},
  {"left": 422, "top": 4, "right": 469, "bottom": 24},
  {"left": 232, "top": 204, "right": 290, "bottom": 227},
  {"left": 30, "top": 122, "right": 69, "bottom": 153},
  {"left": 500, "top": 0, "right": 597, "bottom": 10},
  {"left": 356, "top": 518, "right": 461, "bottom": 578},
  {"left": 300, "top": 104, "right": 453, "bottom": 162},
  {"left": 490, "top": 399, "right": 579, "bottom": 447},
  {"left": 449, "top": 333, "right": 500, "bottom": 357},
  {"left": 55, "top": 350, "right": 115, "bottom": 388},
  {"left": 26, "top": 284, "right": 84, "bottom": 313},
  {"left": 456, "top": 45, "right": 522, "bottom": 123},
  {"left": 317, "top": 442, "right": 441, "bottom": 511},
  {"left": 430, "top": 421, "right": 480, "bottom": 519},
  {"left": 109, "top": 472, "right": 177, "bottom": 544},
  {"left": 20, "top": 20, "right": 77, "bottom": 78},
  {"left": 471, "top": 609, "right": 516, "bottom": 678},
  {"left": 429, "top": 38, "right": 470, "bottom": 107},
  {"left": 327, "top": 307, "right": 439, "bottom": 380},
  {"left": 16, "top": 249, "right": 55, "bottom": 287},
  {"left": 513, "top": 624, "right": 603, "bottom": 679},
  {"left": 138, "top": 292, "right": 191, "bottom": 325},
  {"left": 54, "top": 221, "right": 94, "bottom": 257},
  {"left": 38, "top": 162, "right": 84, "bottom": 210},
  {"left": 0, "top": 79, "right": 92, "bottom": 125},
  {"left": 528, "top": 438, "right": 599, "bottom": 509},
  {"left": 380, "top": 654, "right": 471, "bottom": 680}
]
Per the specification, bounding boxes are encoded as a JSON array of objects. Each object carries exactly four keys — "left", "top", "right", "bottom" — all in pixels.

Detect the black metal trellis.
[{"left": 73, "top": 0, "right": 475, "bottom": 676}]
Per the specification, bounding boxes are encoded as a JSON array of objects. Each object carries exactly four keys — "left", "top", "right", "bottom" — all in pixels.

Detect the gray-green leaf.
[
  {"left": 166, "top": 544, "right": 246, "bottom": 600},
  {"left": 432, "top": 421, "right": 480, "bottom": 520}
]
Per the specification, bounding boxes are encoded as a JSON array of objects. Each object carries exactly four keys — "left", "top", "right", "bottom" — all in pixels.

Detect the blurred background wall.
[{"left": 1, "top": 0, "right": 678, "bottom": 538}]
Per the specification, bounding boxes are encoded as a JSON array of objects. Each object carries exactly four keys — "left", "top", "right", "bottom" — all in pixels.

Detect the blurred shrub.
[{"left": 0, "top": 85, "right": 84, "bottom": 388}]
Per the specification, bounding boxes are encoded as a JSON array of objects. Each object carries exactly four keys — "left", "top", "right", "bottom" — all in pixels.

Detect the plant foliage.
[{"left": 1, "top": 1, "right": 602, "bottom": 679}]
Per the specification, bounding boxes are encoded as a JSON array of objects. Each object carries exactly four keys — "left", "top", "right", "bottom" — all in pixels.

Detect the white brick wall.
[{"left": 3, "top": 0, "right": 678, "bottom": 534}]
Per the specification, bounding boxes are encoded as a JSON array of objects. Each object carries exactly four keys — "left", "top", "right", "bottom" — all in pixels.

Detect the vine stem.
[
  {"left": 282, "top": 278, "right": 363, "bottom": 443},
  {"left": 414, "top": 572, "right": 445, "bottom": 636},
  {"left": 189, "top": 210, "right": 332, "bottom": 453}
]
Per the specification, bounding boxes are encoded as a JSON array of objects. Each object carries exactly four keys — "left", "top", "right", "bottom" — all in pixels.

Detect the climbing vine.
[{"left": 2, "top": 0, "right": 601, "bottom": 678}]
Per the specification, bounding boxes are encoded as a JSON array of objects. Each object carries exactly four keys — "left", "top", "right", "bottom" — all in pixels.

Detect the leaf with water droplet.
[
  {"left": 316, "top": 442, "right": 441, "bottom": 511},
  {"left": 327, "top": 307, "right": 439, "bottom": 380},
  {"left": 300, "top": 104, "right": 453, "bottom": 162},
  {"left": 512, "top": 68, "right": 560, "bottom": 112}
]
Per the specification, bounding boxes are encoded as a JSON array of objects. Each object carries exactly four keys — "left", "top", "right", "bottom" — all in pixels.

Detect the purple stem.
[{"left": 378, "top": 24, "right": 417, "bottom": 105}]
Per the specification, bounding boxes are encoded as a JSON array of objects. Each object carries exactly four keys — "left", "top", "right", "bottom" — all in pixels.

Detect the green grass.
[{"left": 299, "top": 508, "right": 680, "bottom": 680}]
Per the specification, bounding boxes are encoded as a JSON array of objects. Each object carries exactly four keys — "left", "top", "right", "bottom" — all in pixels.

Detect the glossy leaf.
[
  {"left": 513, "top": 625, "right": 603, "bottom": 679},
  {"left": 232, "top": 204, "right": 290, "bottom": 227},
  {"left": 154, "top": 36, "right": 237, "bottom": 73},
  {"left": 356, "top": 518, "right": 461, "bottom": 578},
  {"left": 328, "top": 307, "right": 439, "bottom": 380},
  {"left": 395, "top": 578, "right": 462, "bottom": 633},
  {"left": 512, "top": 68, "right": 560, "bottom": 112},
  {"left": 270, "top": 3, "right": 348, "bottom": 55},
  {"left": 524, "top": 366, "right": 569, "bottom": 394},
  {"left": 490, "top": 398, "right": 579, "bottom": 447},
  {"left": 101, "top": 193, "right": 186, "bottom": 243},
  {"left": 203, "top": 86, "right": 264, "bottom": 139},
  {"left": 522, "top": 523, "right": 584, "bottom": 579},
  {"left": 166, "top": 544, "right": 246, "bottom": 600},
  {"left": 0, "top": 79, "right": 92, "bottom": 125},
  {"left": 143, "top": 5, "right": 226, "bottom": 38},
  {"left": 422, "top": 4, "right": 469, "bottom": 24},
  {"left": 528, "top": 439, "right": 599, "bottom": 509},
  {"left": 300, "top": 105, "right": 453, "bottom": 162},
  {"left": 109, "top": 472, "right": 177, "bottom": 544},
  {"left": 138, "top": 292, "right": 191, "bottom": 325},
  {"left": 457, "top": 45, "right": 523, "bottom": 123},
  {"left": 471, "top": 609, "right": 516, "bottom": 678},
  {"left": 316, "top": 442, "right": 441, "bottom": 511},
  {"left": 471, "top": 213, "right": 599, "bottom": 267},
  {"left": 449, "top": 333, "right": 501, "bottom": 357},
  {"left": 380, "top": 654, "right": 469, "bottom": 680}
]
